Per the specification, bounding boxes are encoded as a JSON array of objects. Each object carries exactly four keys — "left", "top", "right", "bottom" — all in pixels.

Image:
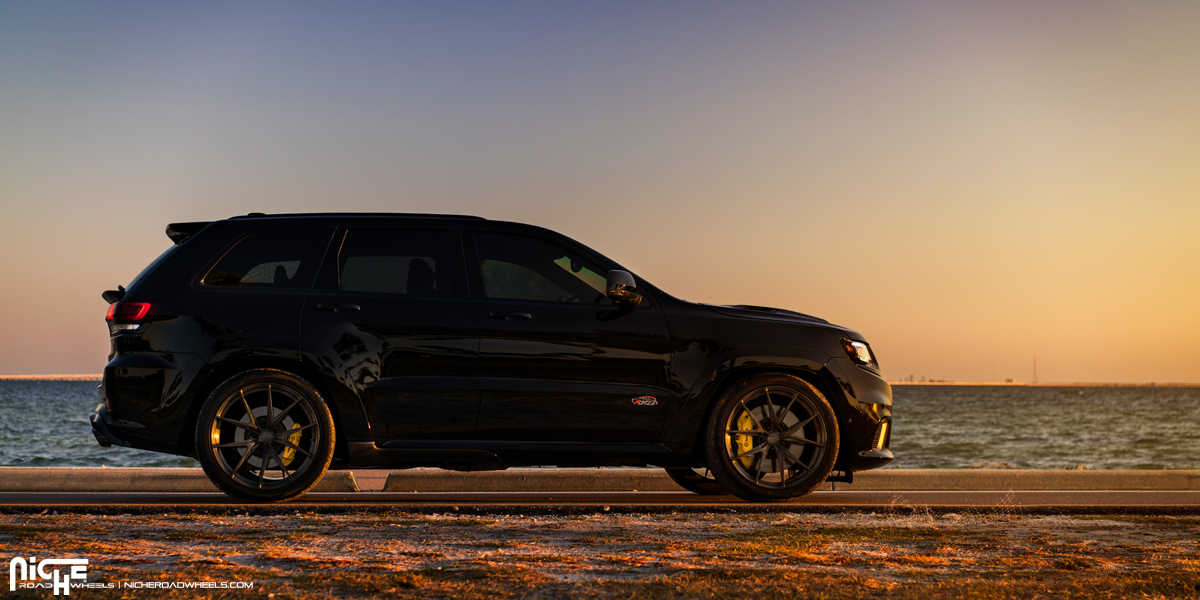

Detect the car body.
[{"left": 92, "top": 213, "right": 892, "bottom": 501}]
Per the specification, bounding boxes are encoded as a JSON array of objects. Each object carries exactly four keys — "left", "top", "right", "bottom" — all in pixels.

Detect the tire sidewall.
[
  {"left": 664, "top": 467, "right": 726, "bottom": 495},
  {"left": 195, "top": 369, "right": 335, "bottom": 503},
  {"left": 702, "top": 373, "right": 840, "bottom": 502}
]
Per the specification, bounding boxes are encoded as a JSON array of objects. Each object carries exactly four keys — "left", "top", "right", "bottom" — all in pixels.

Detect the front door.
[
  {"left": 467, "top": 230, "right": 672, "bottom": 443},
  {"left": 301, "top": 228, "right": 478, "bottom": 441}
]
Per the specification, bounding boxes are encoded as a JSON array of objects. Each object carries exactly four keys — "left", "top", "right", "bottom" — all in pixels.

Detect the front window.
[{"left": 474, "top": 232, "right": 611, "bottom": 304}]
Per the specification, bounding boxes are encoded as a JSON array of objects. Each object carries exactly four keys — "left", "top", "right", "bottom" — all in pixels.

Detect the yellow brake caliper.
[
  {"left": 735, "top": 411, "right": 755, "bottom": 468},
  {"left": 281, "top": 423, "right": 303, "bottom": 466}
]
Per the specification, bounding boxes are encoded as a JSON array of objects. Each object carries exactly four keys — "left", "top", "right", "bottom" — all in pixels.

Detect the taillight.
[{"left": 106, "top": 301, "right": 159, "bottom": 333}]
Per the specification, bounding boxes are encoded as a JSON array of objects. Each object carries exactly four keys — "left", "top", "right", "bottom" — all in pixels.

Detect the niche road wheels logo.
[
  {"left": 9, "top": 557, "right": 88, "bottom": 596},
  {"left": 9, "top": 556, "right": 254, "bottom": 594}
]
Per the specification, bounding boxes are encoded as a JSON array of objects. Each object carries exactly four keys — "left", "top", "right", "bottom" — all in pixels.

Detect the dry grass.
[{"left": 2, "top": 511, "right": 1198, "bottom": 598}]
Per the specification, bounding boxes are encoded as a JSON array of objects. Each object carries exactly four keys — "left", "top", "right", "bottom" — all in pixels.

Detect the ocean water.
[
  {"left": 889, "top": 384, "right": 1200, "bottom": 470},
  {"left": 0, "top": 380, "right": 197, "bottom": 468},
  {"left": 2, "top": 380, "right": 1198, "bottom": 470}
]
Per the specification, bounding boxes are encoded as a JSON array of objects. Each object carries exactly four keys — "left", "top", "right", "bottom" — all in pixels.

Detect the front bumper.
[
  {"left": 825, "top": 356, "right": 894, "bottom": 471},
  {"left": 90, "top": 403, "right": 131, "bottom": 448},
  {"left": 857, "top": 415, "right": 893, "bottom": 462}
]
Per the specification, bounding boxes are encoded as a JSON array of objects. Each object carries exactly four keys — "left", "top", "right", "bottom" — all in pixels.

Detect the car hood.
[
  {"left": 701, "top": 304, "right": 830, "bottom": 325},
  {"left": 694, "top": 303, "right": 867, "bottom": 342}
]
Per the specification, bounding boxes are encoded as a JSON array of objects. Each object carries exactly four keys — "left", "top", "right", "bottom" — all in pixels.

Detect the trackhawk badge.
[{"left": 631, "top": 396, "right": 658, "bottom": 406}]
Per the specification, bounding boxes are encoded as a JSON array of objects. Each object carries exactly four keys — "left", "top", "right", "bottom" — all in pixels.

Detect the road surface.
[{"left": 2, "top": 490, "right": 1198, "bottom": 515}]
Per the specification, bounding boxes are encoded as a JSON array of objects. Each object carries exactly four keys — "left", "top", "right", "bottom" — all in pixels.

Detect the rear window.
[
  {"left": 337, "top": 229, "right": 455, "bottom": 296},
  {"left": 127, "top": 244, "right": 180, "bottom": 289},
  {"left": 202, "top": 230, "right": 331, "bottom": 289}
]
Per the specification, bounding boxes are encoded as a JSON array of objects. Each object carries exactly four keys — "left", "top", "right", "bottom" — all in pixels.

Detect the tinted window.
[
  {"left": 338, "top": 229, "right": 454, "bottom": 296},
  {"left": 128, "top": 245, "right": 180, "bottom": 289},
  {"left": 202, "top": 230, "right": 330, "bottom": 289},
  {"left": 474, "top": 232, "right": 611, "bottom": 304}
]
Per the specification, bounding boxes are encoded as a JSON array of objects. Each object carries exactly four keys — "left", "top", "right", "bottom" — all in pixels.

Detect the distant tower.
[{"left": 1033, "top": 354, "right": 1038, "bottom": 384}]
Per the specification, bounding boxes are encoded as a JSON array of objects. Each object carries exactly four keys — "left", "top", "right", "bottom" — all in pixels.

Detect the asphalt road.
[{"left": 2, "top": 490, "right": 1199, "bottom": 515}]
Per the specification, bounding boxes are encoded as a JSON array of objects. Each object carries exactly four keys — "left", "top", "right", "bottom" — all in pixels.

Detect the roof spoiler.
[{"left": 165, "top": 222, "right": 211, "bottom": 245}]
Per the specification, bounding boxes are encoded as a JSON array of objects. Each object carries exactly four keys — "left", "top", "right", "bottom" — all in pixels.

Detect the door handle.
[
  {"left": 489, "top": 310, "right": 532, "bottom": 321},
  {"left": 317, "top": 303, "right": 361, "bottom": 314}
]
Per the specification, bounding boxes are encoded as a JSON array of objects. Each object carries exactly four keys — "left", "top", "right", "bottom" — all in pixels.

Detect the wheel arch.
[
  {"left": 677, "top": 360, "right": 849, "bottom": 463},
  {"left": 176, "top": 357, "right": 360, "bottom": 465}
]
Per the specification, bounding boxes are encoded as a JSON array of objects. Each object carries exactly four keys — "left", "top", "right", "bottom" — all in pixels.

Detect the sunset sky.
[{"left": 1, "top": 1, "right": 1197, "bottom": 382}]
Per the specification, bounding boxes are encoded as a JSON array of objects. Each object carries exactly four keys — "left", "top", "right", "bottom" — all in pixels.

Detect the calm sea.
[
  {"left": 2, "top": 380, "right": 1198, "bottom": 469},
  {"left": 0, "top": 380, "right": 197, "bottom": 468}
]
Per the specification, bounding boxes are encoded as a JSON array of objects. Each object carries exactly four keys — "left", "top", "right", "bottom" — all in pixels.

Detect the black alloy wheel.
[
  {"left": 702, "top": 374, "right": 839, "bottom": 502},
  {"left": 195, "top": 369, "right": 335, "bottom": 502},
  {"left": 664, "top": 467, "right": 726, "bottom": 495}
]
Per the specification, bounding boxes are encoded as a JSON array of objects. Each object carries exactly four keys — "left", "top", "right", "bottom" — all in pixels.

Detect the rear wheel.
[
  {"left": 664, "top": 467, "right": 726, "bottom": 495},
  {"left": 195, "top": 369, "right": 334, "bottom": 502},
  {"left": 703, "top": 374, "right": 838, "bottom": 502}
]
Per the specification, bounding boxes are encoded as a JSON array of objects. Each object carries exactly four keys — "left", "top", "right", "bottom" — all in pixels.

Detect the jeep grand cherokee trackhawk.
[{"left": 92, "top": 213, "right": 893, "bottom": 502}]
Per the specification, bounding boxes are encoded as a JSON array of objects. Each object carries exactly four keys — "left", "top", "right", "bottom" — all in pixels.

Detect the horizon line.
[
  {"left": 889, "top": 381, "right": 1200, "bottom": 387},
  {"left": 0, "top": 374, "right": 103, "bottom": 381}
]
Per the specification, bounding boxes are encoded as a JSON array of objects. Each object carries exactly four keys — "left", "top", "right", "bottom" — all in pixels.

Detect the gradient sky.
[{"left": 2, "top": 1, "right": 1197, "bottom": 382}]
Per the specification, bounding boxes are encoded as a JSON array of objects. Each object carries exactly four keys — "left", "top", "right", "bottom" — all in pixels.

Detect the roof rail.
[{"left": 229, "top": 212, "right": 486, "bottom": 220}]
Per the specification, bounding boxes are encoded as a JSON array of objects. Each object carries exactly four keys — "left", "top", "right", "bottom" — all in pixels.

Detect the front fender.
[{"left": 662, "top": 345, "right": 834, "bottom": 447}]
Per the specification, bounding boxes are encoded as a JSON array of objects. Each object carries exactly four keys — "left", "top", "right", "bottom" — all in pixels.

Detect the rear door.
[
  {"left": 301, "top": 227, "right": 478, "bottom": 440},
  {"left": 467, "top": 230, "right": 673, "bottom": 443}
]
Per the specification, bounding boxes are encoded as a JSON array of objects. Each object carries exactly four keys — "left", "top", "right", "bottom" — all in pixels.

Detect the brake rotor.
[{"left": 231, "top": 406, "right": 300, "bottom": 469}]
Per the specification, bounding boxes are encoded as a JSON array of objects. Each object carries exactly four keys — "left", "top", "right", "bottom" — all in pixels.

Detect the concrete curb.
[
  {"left": 830, "top": 470, "right": 1200, "bottom": 491},
  {"left": 0, "top": 467, "right": 1196, "bottom": 493},
  {"left": 4, "top": 504, "right": 1200, "bottom": 517},
  {"left": 383, "top": 469, "right": 1200, "bottom": 493},
  {"left": 0, "top": 468, "right": 359, "bottom": 493}
]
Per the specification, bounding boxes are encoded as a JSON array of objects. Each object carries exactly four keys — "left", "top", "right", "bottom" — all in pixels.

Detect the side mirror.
[{"left": 606, "top": 270, "right": 642, "bottom": 306}]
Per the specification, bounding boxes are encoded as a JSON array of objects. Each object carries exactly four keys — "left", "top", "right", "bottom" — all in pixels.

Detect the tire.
[
  {"left": 664, "top": 467, "right": 726, "bottom": 495},
  {"left": 195, "top": 369, "right": 335, "bottom": 503},
  {"left": 702, "top": 373, "right": 839, "bottom": 502}
]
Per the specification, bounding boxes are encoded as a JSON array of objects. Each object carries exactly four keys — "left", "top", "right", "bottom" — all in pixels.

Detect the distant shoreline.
[
  {"left": 0, "top": 374, "right": 102, "bottom": 381},
  {"left": 889, "top": 381, "right": 1200, "bottom": 387}
]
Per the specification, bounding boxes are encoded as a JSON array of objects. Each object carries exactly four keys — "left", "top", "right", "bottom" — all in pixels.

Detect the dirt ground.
[{"left": 3, "top": 508, "right": 1199, "bottom": 599}]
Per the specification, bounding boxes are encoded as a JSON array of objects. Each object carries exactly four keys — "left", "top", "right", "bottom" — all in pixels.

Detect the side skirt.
[{"left": 347, "top": 441, "right": 692, "bottom": 470}]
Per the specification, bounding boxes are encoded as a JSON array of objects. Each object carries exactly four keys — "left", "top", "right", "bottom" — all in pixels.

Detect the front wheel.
[
  {"left": 195, "top": 369, "right": 335, "bottom": 502},
  {"left": 702, "top": 374, "right": 839, "bottom": 502}
]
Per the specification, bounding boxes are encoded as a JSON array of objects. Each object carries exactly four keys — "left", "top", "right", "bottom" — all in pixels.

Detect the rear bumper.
[
  {"left": 90, "top": 403, "right": 131, "bottom": 448},
  {"left": 101, "top": 350, "right": 207, "bottom": 455}
]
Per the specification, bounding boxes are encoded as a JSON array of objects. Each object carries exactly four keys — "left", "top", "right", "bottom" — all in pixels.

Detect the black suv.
[{"left": 92, "top": 213, "right": 892, "bottom": 502}]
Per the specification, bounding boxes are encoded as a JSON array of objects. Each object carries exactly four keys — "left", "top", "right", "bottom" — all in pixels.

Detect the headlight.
[{"left": 841, "top": 339, "right": 876, "bottom": 367}]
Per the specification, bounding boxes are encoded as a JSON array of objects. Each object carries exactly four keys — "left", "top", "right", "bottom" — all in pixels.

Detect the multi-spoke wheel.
[
  {"left": 195, "top": 369, "right": 334, "bottom": 502},
  {"left": 664, "top": 467, "right": 726, "bottom": 495},
  {"left": 702, "top": 374, "right": 839, "bottom": 502}
]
